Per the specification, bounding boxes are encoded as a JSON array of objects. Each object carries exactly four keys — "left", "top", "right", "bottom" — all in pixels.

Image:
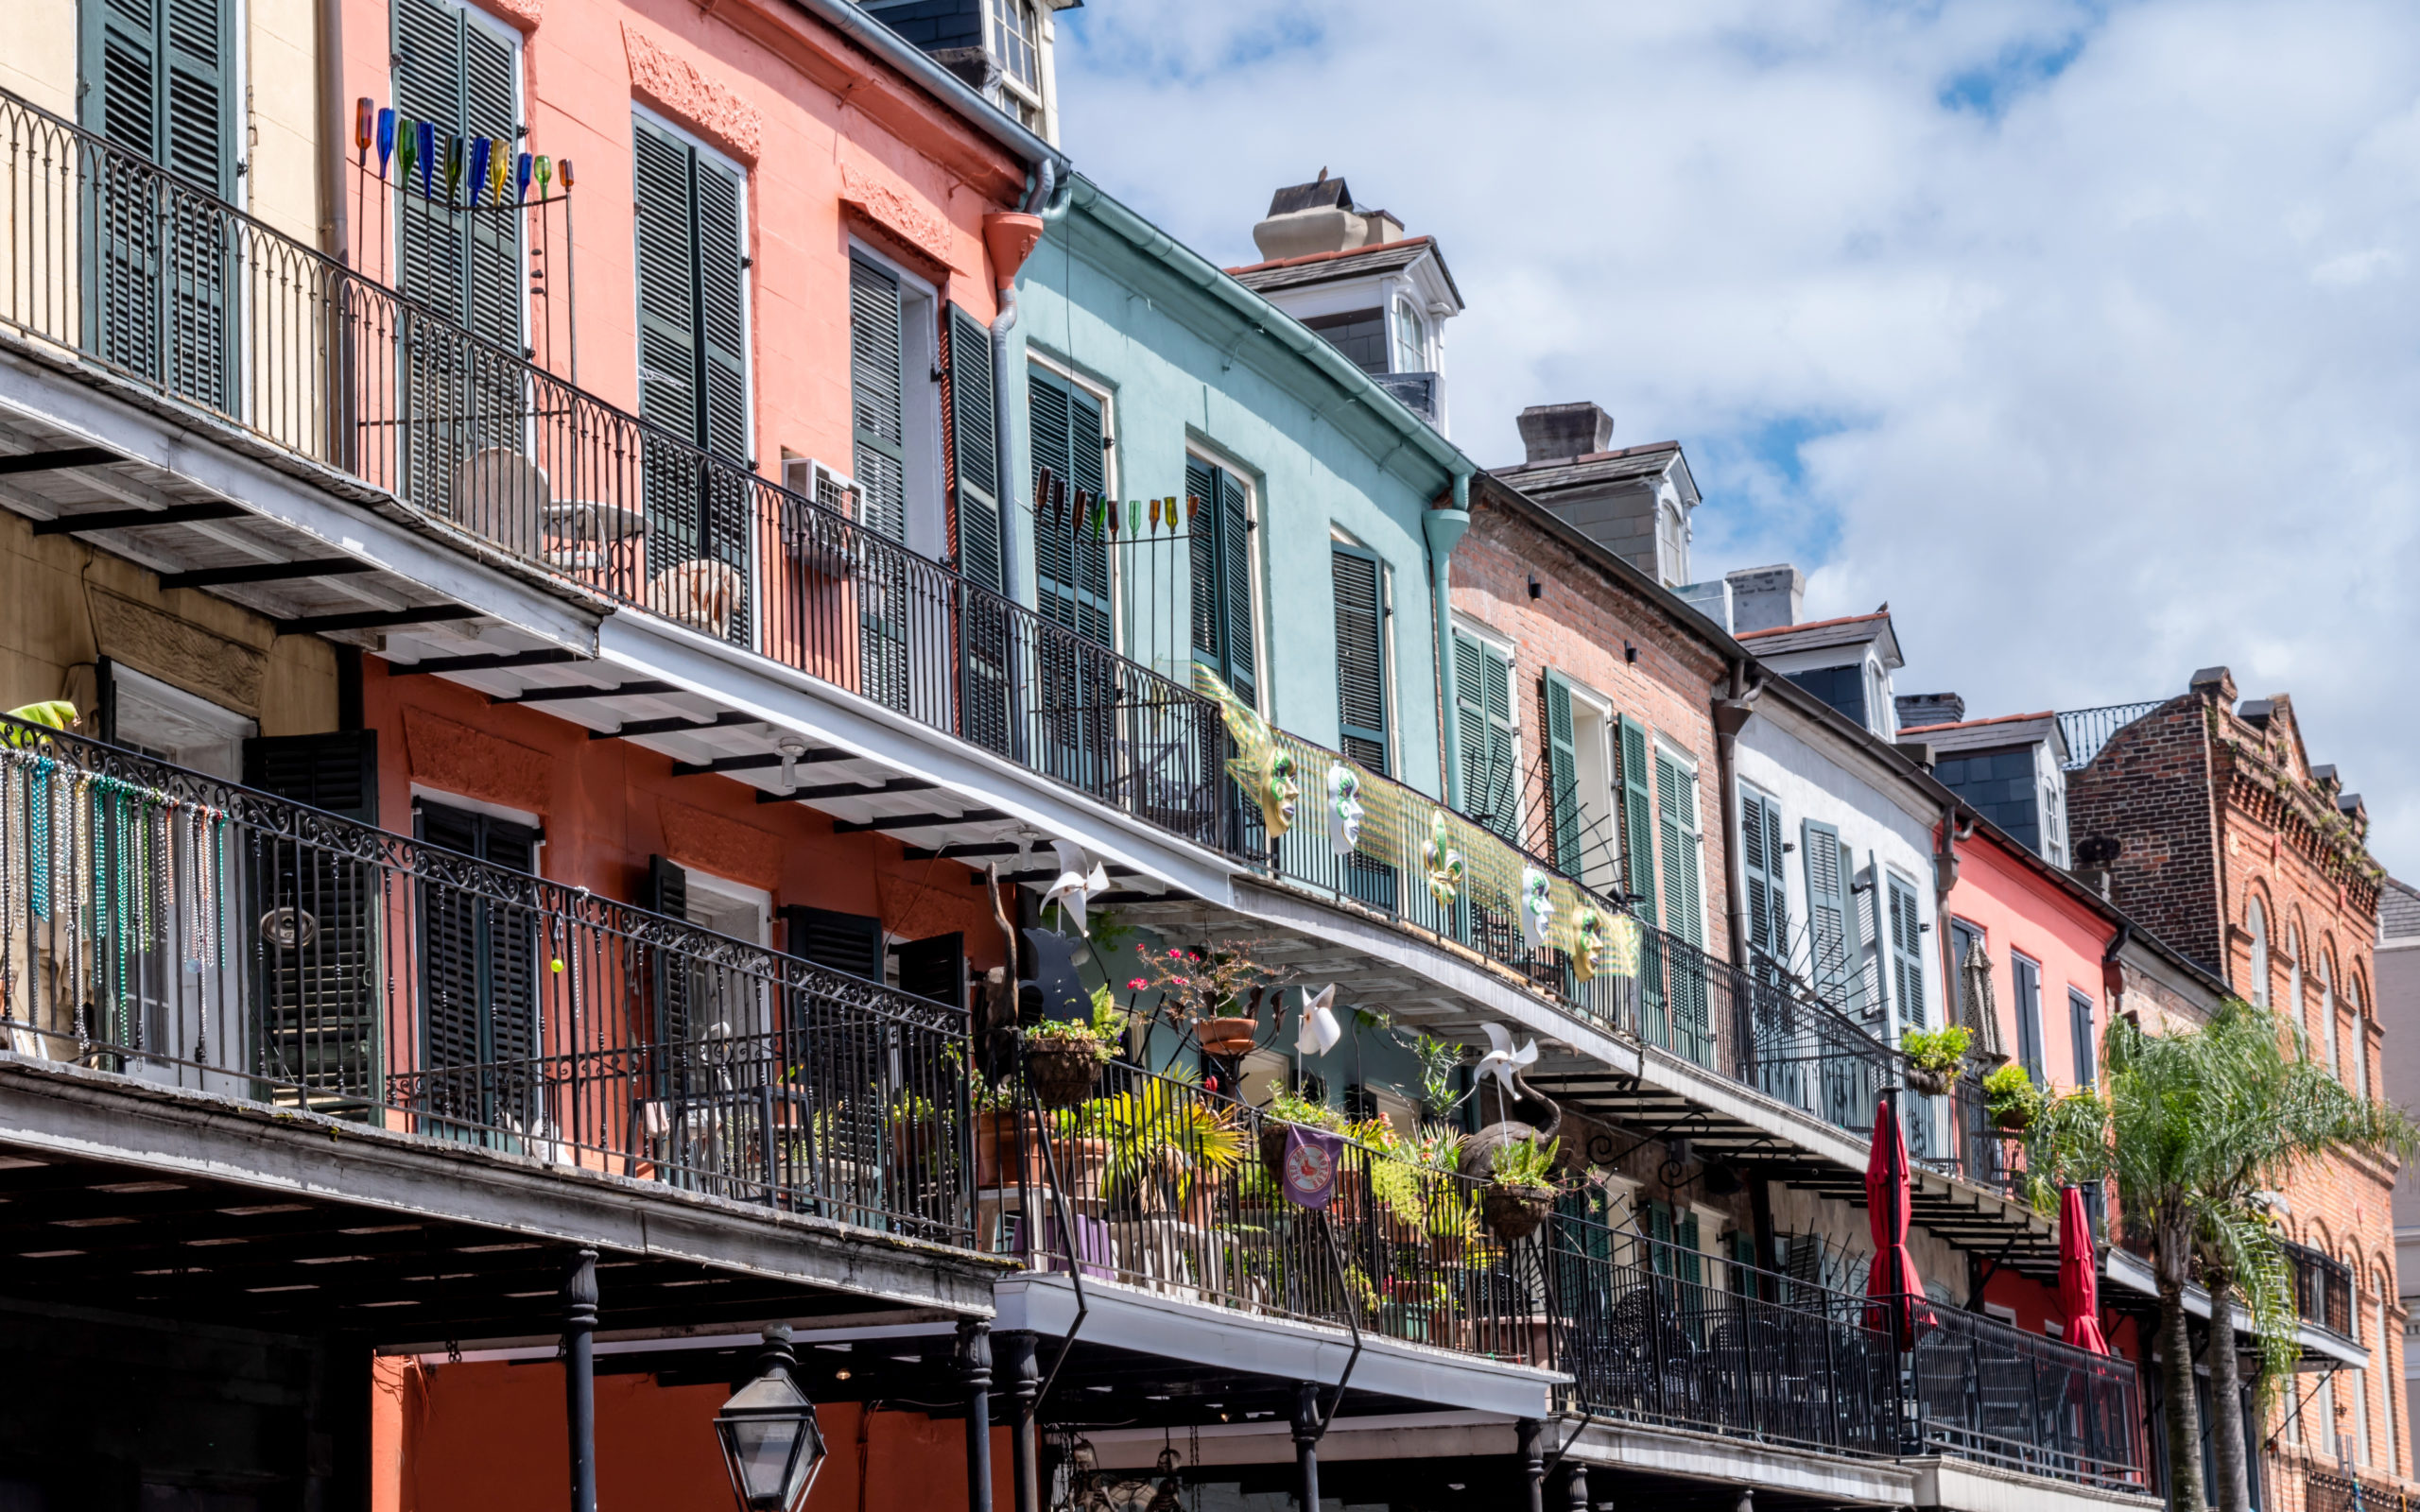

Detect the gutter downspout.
[
  {"left": 986, "top": 161, "right": 1068, "bottom": 607},
  {"left": 1936, "top": 808, "right": 1974, "bottom": 1034},
  {"left": 1712, "top": 658, "right": 1762, "bottom": 970},
  {"left": 319, "top": 0, "right": 346, "bottom": 262},
  {"left": 1425, "top": 474, "right": 1472, "bottom": 809}
]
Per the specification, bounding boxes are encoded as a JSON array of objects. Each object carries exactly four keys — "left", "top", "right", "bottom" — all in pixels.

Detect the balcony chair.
[{"left": 447, "top": 446, "right": 550, "bottom": 559}]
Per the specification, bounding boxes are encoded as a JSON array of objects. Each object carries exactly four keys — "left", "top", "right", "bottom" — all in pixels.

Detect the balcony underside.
[
  {"left": 0, "top": 342, "right": 600, "bottom": 653},
  {"left": 0, "top": 1054, "right": 1003, "bottom": 1335}
]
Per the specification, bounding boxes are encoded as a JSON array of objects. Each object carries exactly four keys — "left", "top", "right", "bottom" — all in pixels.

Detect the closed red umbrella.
[
  {"left": 2058, "top": 1185, "right": 2112, "bottom": 1354},
  {"left": 1864, "top": 1096, "right": 1928, "bottom": 1348}
]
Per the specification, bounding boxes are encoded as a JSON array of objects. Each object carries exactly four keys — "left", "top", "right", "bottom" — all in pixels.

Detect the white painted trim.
[{"left": 408, "top": 784, "right": 540, "bottom": 833}]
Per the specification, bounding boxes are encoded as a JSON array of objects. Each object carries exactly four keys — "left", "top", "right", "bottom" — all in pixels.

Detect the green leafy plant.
[
  {"left": 1489, "top": 1134, "right": 1561, "bottom": 1193},
  {"left": 1409, "top": 1033, "right": 1463, "bottom": 1114},
  {"left": 1082, "top": 1074, "right": 1246, "bottom": 1208},
  {"left": 1981, "top": 1062, "right": 2045, "bottom": 1127},
  {"left": 1899, "top": 1024, "right": 1972, "bottom": 1074},
  {"left": 1027, "top": 1018, "right": 1113, "bottom": 1064},
  {"left": 1264, "top": 1086, "right": 1344, "bottom": 1132}
]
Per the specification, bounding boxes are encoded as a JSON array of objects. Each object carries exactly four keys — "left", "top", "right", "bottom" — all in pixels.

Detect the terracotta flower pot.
[
  {"left": 975, "top": 1108, "right": 1043, "bottom": 1190},
  {"left": 1027, "top": 1043, "right": 1102, "bottom": 1109},
  {"left": 1905, "top": 1066, "right": 1956, "bottom": 1097},
  {"left": 1196, "top": 1016, "right": 1259, "bottom": 1057},
  {"left": 1483, "top": 1185, "right": 1554, "bottom": 1242}
]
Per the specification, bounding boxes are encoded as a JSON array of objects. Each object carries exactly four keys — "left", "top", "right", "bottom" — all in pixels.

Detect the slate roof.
[
  {"left": 1490, "top": 439, "right": 1684, "bottom": 497},
  {"left": 2380, "top": 877, "right": 2420, "bottom": 942},
  {"left": 1737, "top": 610, "right": 1902, "bottom": 666},
  {"left": 1226, "top": 237, "right": 1461, "bottom": 304},
  {"left": 1897, "top": 711, "right": 2069, "bottom": 762}
]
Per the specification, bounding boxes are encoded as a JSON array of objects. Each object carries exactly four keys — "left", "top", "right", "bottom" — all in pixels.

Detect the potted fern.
[
  {"left": 1899, "top": 1024, "right": 1971, "bottom": 1098},
  {"left": 1481, "top": 1135, "right": 1561, "bottom": 1242},
  {"left": 1983, "top": 1063, "right": 2046, "bottom": 1133}
]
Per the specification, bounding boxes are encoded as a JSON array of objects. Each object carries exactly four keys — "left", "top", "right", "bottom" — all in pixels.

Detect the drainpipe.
[
  {"left": 1936, "top": 808, "right": 1974, "bottom": 1032},
  {"left": 319, "top": 0, "right": 347, "bottom": 262},
  {"left": 1425, "top": 473, "right": 1473, "bottom": 808},
  {"left": 1712, "top": 657, "right": 1762, "bottom": 970},
  {"left": 983, "top": 161, "right": 1067, "bottom": 607}
]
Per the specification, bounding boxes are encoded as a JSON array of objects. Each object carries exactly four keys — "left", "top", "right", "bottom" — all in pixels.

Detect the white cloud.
[{"left": 1055, "top": 0, "right": 2420, "bottom": 880}]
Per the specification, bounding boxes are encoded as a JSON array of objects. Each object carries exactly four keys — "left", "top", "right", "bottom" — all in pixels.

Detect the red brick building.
[{"left": 2066, "top": 667, "right": 2403, "bottom": 1495}]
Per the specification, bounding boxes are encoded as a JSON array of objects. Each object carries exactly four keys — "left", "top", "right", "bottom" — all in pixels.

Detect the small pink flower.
[{"left": 1127, "top": 978, "right": 1148, "bottom": 991}]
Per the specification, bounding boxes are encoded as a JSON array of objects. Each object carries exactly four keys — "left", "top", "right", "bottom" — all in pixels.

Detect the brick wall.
[
  {"left": 1450, "top": 490, "right": 1732, "bottom": 960},
  {"left": 2066, "top": 691, "right": 2221, "bottom": 971}
]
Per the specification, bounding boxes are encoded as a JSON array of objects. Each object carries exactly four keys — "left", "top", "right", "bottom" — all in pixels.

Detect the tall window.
[
  {"left": 1738, "top": 789, "right": 1789, "bottom": 973},
  {"left": 2069, "top": 988, "right": 2098, "bottom": 1089},
  {"left": 416, "top": 799, "right": 539, "bottom": 1127},
  {"left": 393, "top": 0, "right": 522, "bottom": 350},
  {"left": 635, "top": 116, "right": 750, "bottom": 607},
  {"left": 1331, "top": 544, "right": 1388, "bottom": 775},
  {"left": 2351, "top": 975, "right": 2370, "bottom": 1098},
  {"left": 1803, "top": 819, "right": 1851, "bottom": 1005},
  {"left": 2289, "top": 924, "right": 2305, "bottom": 1027},
  {"left": 1886, "top": 871, "right": 1927, "bottom": 1027},
  {"left": 2247, "top": 897, "right": 2270, "bottom": 1005},
  {"left": 1393, "top": 298, "right": 1427, "bottom": 373},
  {"left": 1187, "top": 455, "right": 1256, "bottom": 699},
  {"left": 1616, "top": 716, "right": 1659, "bottom": 927},
  {"left": 991, "top": 0, "right": 1040, "bottom": 92},
  {"left": 851, "top": 256, "right": 915, "bottom": 543},
  {"left": 2357, "top": 1285, "right": 2376, "bottom": 1465},
  {"left": 81, "top": 0, "right": 235, "bottom": 403},
  {"left": 1455, "top": 631, "right": 1517, "bottom": 842},
  {"left": 1654, "top": 745, "right": 1705, "bottom": 951},
  {"left": 2012, "top": 954, "right": 2045, "bottom": 1083},
  {"left": 1543, "top": 685, "right": 1619, "bottom": 891},
  {"left": 1029, "top": 368, "right": 1111, "bottom": 644}
]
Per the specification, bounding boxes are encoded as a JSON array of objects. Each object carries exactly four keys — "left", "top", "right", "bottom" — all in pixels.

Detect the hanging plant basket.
[
  {"left": 1991, "top": 1105, "right": 2033, "bottom": 1134},
  {"left": 1483, "top": 1184, "right": 1554, "bottom": 1243},
  {"left": 1196, "top": 1016, "right": 1259, "bottom": 1057},
  {"left": 1905, "top": 1066, "right": 1956, "bottom": 1098},
  {"left": 1026, "top": 1045, "right": 1103, "bottom": 1109},
  {"left": 1258, "top": 1117, "right": 1305, "bottom": 1175}
]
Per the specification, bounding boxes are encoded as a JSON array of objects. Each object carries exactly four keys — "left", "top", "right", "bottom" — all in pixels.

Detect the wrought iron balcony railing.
[
  {"left": 0, "top": 89, "right": 1224, "bottom": 853},
  {"left": 2286, "top": 1239, "right": 2357, "bottom": 1338},
  {"left": 0, "top": 716, "right": 975, "bottom": 1244},
  {"left": 1909, "top": 1294, "right": 2148, "bottom": 1488}
]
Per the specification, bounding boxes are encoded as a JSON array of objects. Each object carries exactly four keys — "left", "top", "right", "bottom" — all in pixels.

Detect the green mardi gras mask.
[{"left": 1194, "top": 665, "right": 1299, "bottom": 836}]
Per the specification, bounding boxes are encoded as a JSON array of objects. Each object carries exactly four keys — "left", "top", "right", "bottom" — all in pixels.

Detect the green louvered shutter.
[
  {"left": 1030, "top": 369, "right": 1110, "bottom": 644},
  {"left": 1887, "top": 871, "right": 1927, "bottom": 1027},
  {"left": 392, "top": 0, "right": 521, "bottom": 348},
  {"left": 1542, "top": 673, "right": 1581, "bottom": 871},
  {"left": 1187, "top": 456, "right": 1254, "bottom": 701},
  {"left": 1219, "top": 469, "right": 1255, "bottom": 701},
  {"left": 84, "top": 0, "right": 234, "bottom": 402},
  {"left": 1453, "top": 634, "right": 1515, "bottom": 842},
  {"left": 947, "top": 305, "right": 1001, "bottom": 592},
  {"left": 1740, "top": 790, "right": 1787, "bottom": 967},
  {"left": 1616, "top": 715, "right": 1658, "bottom": 927},
  {"left": 849, "top": 256, "right": 909, "bottom": 542},
  {"left": 695, "top": 159, "right": 749, "bottom": 466},
  {"left": 1803, "top": 818, "right": 1849, "bottom": 1003},
  {"left": 1656, "top": 747, "right": 1703, "bottom": 948},
  {"left": 634, "top": 122, "right": 700, "bottom": 566},
  {"left": 460, "top": 21, "right": 520, "bottom": 351},
  {"left": 1332, "top": 545, "right": 1388, "bottom": 775}
]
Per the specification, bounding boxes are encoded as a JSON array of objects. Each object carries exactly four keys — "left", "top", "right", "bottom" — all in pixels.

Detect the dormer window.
[
  {"left": 990, "top": 0, "right": 1044, "bottom": 130},
  {"left": 1305, "top": 309, "right": 1388, "bottom": 376},
  {"left": 1393, "top": 298, "right": 1427, "bottom": 373}
]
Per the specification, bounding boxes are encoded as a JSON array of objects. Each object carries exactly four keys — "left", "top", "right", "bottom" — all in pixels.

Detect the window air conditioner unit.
[{"left": 781, "top": 456, "right": 860, "bottom": 520}]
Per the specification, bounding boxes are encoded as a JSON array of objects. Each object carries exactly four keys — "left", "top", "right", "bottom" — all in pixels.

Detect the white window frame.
[
  {"left": 1561, "top": 677, "right": 1623, "bottom": 891},
  {"left": 848, "top": 237, "right": 947, "bottom": 561},
  {"left": 106, "top": 663, "right": 255, "bottom": 779}
]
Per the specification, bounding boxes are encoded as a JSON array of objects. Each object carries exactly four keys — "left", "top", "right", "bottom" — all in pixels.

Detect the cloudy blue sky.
[{"left": 1051, "top": 0, "right": 2420, "bottom": 881}]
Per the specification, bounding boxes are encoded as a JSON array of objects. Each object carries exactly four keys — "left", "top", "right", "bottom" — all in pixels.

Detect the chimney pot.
[{"left": 1723, "top": 564, "right": 1806, "bottom": 633}]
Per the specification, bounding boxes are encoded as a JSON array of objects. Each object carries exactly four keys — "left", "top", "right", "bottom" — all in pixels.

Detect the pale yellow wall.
[
  {"left": 0, "top": 507, "right": 337, "bottom": 739},
  {"left": 0, "top": 0, "right": 327, "bottom": 250},
  {"left": 1, "top": 0, "right": 78, "bottom": 116},
  {"left": 245, "top": 0, "right": 326, "bottom": 246}
]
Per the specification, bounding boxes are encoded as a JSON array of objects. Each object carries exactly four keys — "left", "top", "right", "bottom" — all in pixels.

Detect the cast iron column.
[
  {"left": 563, "top": 1248, "right": 598, "bottom": 1512},
  {"left": 1293, "top": 1381, "right": 1322, "bottom": 1512},
  {"left": 1517, "top": 1418, "right": 1545, "bottom": 1512},
  {"left": 998, "top": 1331, "right": 1040, "bottom": 1512},
  {"left": 1563, "top": 1460, "right": 1589, "bottom": 1512},
  {"left": 959, "top": 1318, "right": 994, "bottom": 1512}
]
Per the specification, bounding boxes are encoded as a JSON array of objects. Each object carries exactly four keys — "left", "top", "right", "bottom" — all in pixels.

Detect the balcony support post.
[
  {"left": 999, "top": 1330, "right": 1040, "bottom": 1512},
  {"left": 959, "top": 1318, "right": 994, "bottom": 1512},
  {"left": 1293, "top": 1381, "right": 1322, "bottom": 1512},
  {"left": 1561, "top": 1460, "right": 1588, "bottom": 1512},
  {"left": 562, "top": 1247, "right": 597, "bottom": 1512},
  {"left": 1517, "top": 1417, "right": 1545, "bottom": 1512}
]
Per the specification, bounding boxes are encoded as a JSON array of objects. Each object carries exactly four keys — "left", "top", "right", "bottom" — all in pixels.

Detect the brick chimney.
[
  {"left": 1895, "top": 693, "right": 1966, "bottom": 730},
  {"left": 1516, "top": 403, "right": 1614, "bottom": 466}
]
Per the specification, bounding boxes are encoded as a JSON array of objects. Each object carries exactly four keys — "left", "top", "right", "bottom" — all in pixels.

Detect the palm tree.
[{"left": 2036, "top": 999, "right": 2415, "bottom": 1512}]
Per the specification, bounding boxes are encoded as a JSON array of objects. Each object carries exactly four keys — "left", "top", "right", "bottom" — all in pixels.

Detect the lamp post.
[{"left": 715, "top": 1325, "right": 827, "bottom": 1512}]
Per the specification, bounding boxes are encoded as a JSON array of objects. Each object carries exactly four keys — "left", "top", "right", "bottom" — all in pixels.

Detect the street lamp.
[{"left": 714, "top": 1325, "right": 827, "bottom": 1512}]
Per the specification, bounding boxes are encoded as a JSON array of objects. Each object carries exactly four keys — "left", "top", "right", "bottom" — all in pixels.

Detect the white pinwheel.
[
  {"left": 1475, "top": 1020, "right": 1540, "bottom": 1095},
  {"left": 1295, "top": 984, "right": 1342, "bottom": 1057},
  {"left": 1042, "top": 840, "right": 1110, "bottom": 936}
]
